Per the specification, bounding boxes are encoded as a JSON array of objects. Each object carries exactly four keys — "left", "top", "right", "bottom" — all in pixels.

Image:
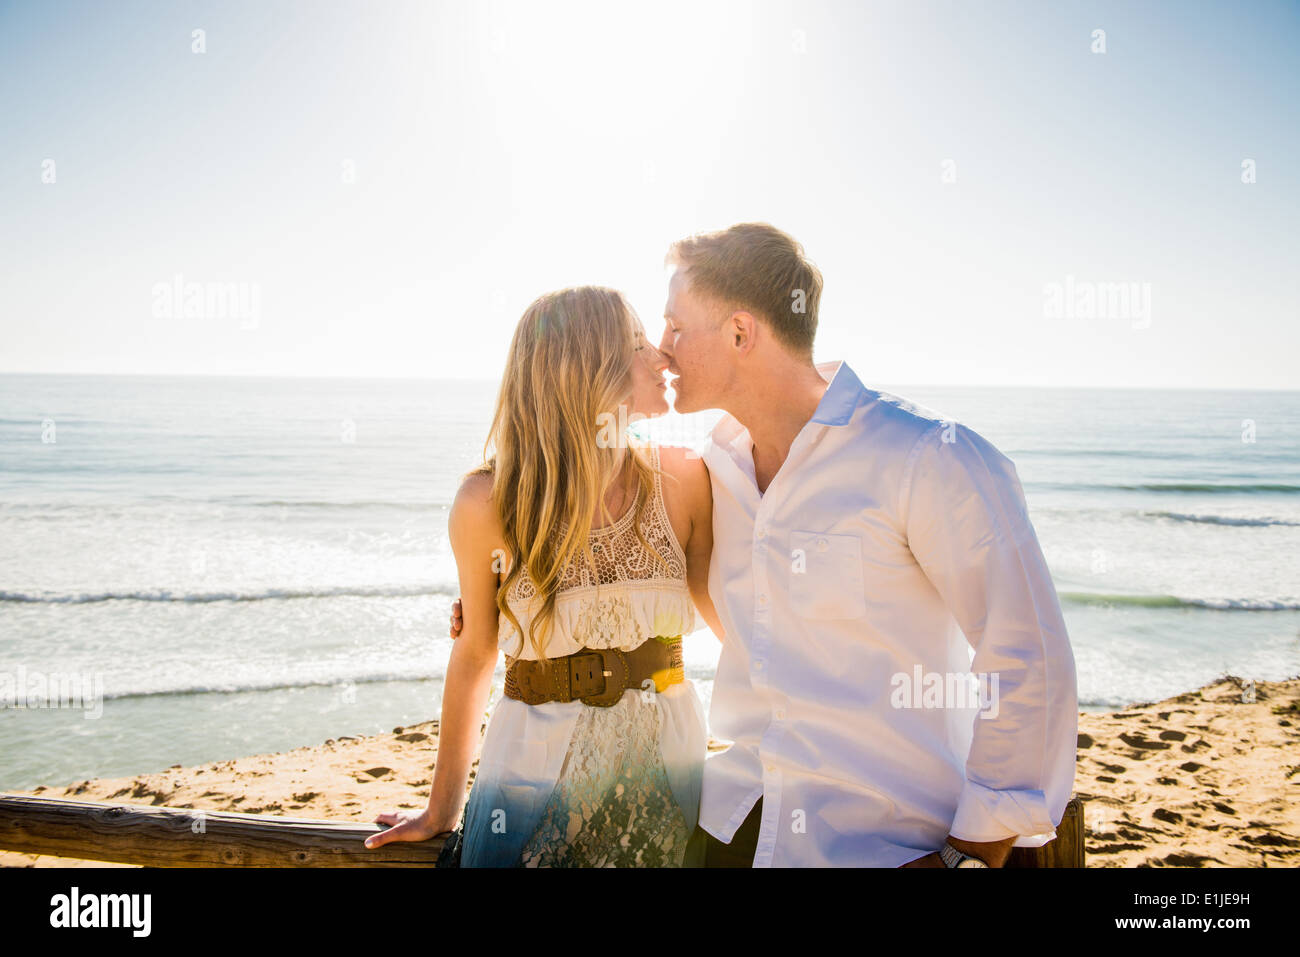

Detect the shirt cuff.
[{"left": 949, "top": 779, "right": 1057, "bottom": 846}]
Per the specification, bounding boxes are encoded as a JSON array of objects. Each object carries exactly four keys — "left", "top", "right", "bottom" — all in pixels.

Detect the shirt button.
[
  {"left": 774, "top": 709, "right": 785, "bottom": 719},
  {"left": 766, "top": 764, "right": 776, "bottom": 773},
  {"left": 754, "top": 660, "right": 764, "bottom": 670},
  {"left": 816, "top": 537, "right": 828, "bottom": 551},
  {"left": 758, "top": 593, "right": 768, "bottom": 604}
]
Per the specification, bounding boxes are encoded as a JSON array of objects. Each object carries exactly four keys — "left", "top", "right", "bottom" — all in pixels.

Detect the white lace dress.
[{"left": 458, "top": 444, "right": 708, "bottom": 867}]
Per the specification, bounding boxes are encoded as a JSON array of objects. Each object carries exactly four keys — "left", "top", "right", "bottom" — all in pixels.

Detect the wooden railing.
[
  {"left": 0, "top": 794, "right": 444, "bottom": 867},
  {"left": 0, "top": 792, "right": 1084, "bottom": 867}
]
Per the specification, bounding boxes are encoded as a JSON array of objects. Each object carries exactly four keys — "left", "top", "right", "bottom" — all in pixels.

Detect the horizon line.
[{"left": 0, "top": 369, "right": 1297, "bottom": 394}]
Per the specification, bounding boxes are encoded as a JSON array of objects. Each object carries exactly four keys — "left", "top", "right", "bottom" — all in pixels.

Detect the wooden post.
[{"left": 1004, "top": 795, "right": 1085, "bottom": 868}]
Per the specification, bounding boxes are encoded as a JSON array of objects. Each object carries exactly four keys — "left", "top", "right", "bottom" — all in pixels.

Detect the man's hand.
[{"left": 450, "top": 598, "right": 462, "bottom": 638}]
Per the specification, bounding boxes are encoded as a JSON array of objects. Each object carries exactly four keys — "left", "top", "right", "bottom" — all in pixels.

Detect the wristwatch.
[{"left": 939, "top": 842, "right": 989, "bottom": 868}]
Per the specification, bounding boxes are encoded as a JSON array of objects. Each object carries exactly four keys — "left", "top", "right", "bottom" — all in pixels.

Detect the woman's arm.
[
  {"left": 427, "top": 472, "right": 503, "bottom": 823},
  {"left": 661, "top": 445, "right": 725, "bottom": 643},
  {"left": 366, "top": 472, "right": 502, "bottom": 847}
]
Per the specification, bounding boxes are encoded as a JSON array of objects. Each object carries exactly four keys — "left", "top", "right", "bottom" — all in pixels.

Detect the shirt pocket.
[{"left": 788, "top": 530, "right": 867, "bottom": 620}]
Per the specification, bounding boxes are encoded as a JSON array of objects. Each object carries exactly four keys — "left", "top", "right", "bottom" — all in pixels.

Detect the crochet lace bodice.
[{"left": 497, "top": 443, "right": 695, "bottom": 660}]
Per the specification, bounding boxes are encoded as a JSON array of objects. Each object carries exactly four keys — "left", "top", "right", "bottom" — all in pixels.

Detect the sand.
[
  {"left": 3, "top": 675, "right": 1297, "bottom": 868},
  {"left": 1073, "top": 675, "right": 1298, "bottom": 867}
]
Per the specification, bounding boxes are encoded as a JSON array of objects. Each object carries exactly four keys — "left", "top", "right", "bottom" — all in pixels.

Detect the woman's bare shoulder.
[
  {"left": 450, "top": 469, "right": 501, "bottom": 534},
  {"left": 650, "top": 443, "right": 711, "bottom": 526},
  {"left": 652, "top": 442, "right": 708, "bottom": 485}
]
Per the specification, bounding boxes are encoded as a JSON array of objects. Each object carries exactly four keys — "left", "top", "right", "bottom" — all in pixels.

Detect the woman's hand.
[
  {"left": 450, "top": 598, "right": 463, "bottom": 638},
  {"left": 363, "top": 807, "right": 456, "bottom": 849}
]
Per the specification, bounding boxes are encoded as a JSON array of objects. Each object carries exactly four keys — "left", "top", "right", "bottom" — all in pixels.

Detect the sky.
[{"left": 1, "top": 0, "right": 1296, "bottom": 389}]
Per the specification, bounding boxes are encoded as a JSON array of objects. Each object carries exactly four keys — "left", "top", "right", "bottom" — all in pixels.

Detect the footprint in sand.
[
  {"left": 1119, "top": 731, "right": 1170, "bottom": 751},
  {"left": 1160, "top": 851, "right": 1220, "bottom": 867},
  {"left": 1090, "top": 842, "right": 1147, "bottom": 855}
]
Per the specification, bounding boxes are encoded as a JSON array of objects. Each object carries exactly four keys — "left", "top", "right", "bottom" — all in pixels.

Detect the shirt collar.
[
  {"left": 809, "top": 359, "right": 866, "bottom": 427},
  {"left": 701, "top": 359, "right": 867, "bottom": 456}
]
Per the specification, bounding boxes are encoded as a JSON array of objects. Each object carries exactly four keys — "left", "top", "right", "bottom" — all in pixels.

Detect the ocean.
[{"left": 1, "top": 373, "right": 1297, "bottom": 791}]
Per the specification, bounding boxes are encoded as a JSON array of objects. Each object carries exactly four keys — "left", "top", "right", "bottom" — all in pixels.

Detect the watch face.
[{"left": 957, "top": 857, "right": 987, "bottom": 868}]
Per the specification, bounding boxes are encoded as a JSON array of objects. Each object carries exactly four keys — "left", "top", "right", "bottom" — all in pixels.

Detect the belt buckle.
[{"left": 575, "top": 647, "right": 628, "bottom": 707}]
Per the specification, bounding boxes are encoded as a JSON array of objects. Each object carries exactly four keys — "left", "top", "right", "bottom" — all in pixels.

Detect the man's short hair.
[{"left": 665, "top": 222, "right": 823, "bottom": 357}]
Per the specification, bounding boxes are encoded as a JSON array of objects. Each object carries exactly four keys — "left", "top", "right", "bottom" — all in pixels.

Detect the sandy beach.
[{"left": 3, "top": 675, "right": 1297, "bottom": 868}]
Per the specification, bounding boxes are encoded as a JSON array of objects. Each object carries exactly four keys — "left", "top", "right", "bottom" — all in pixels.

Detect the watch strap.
[{"left": 940, "top": 842, "right": 988, "bottom": 868}]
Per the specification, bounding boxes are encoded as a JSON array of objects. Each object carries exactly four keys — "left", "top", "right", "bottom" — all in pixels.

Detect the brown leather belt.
[{"left": 504, "top": 635, "right": 684, "bottom": 707}]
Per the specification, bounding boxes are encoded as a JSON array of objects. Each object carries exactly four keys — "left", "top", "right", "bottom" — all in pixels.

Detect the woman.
[{"left": 364, "top": 286, "right": 722, "bottom": 866}]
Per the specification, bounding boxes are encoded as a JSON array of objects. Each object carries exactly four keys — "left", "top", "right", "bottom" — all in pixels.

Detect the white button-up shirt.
[{"left": 696, "top": 359, "right": 1078, "bottom": 867}]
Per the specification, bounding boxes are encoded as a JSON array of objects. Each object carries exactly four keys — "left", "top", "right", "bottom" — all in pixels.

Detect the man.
[{"left": 662, "top": 223, "right": 1077, "bottom": 867}]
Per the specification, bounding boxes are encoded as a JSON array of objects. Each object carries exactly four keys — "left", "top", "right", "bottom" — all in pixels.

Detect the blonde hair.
[
  {"left": 470, "top": 286, "right": 672, "bottom": 670},
  {"left": 666, "top": 222, "right": 823, "bottom": 357}
]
